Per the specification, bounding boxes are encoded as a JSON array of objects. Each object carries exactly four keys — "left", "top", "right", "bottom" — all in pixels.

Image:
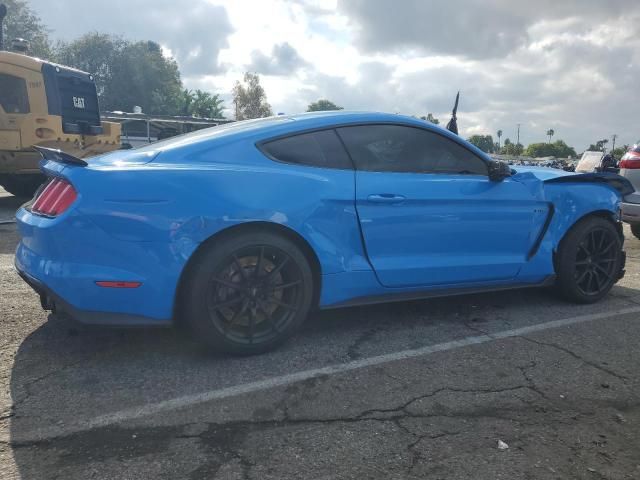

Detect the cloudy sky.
[{"left": 28, "top": 0, "right": 640, "bottom": 150}]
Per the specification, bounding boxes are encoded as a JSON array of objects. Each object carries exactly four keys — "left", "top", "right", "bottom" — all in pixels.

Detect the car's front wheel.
[
  {"left": 555, "top": 216, "right": 623, "bottom": 303},
  {"left": 181, "top": 230, "right": 314, "bottom": 355}
]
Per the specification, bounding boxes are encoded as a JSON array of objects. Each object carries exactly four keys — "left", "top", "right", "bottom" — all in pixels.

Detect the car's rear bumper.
[
  {"left": 621, "top": 201, "right": 640, "bottom": 224},
  {"left": 16, "top": 268, "right": 171, "bottom": 327},
  {"left": 14, "top": 206, "right": 181, "bottom": 326}
]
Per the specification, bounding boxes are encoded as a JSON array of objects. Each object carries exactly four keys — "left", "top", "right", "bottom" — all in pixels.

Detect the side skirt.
[{"left": 322, "top": 275, "right": 557, "bottom": 310}]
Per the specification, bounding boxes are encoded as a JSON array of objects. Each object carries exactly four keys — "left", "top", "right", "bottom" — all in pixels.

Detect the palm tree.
[
  {"left": 497, "top": 130, "right": 503, "bottom": 149},
  {"left": 546, "top": 129, "right": 555, "bottom": 143},
  {"left": 180, "top": 89, "right": 195, "bottom": 116}
]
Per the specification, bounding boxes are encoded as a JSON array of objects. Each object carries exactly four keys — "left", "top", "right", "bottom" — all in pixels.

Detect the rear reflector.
[
  {"left": 31, "top": 177, "right": 77, "bottom": 216},
  {"left": 95, "top": 281, "right": 142, "bottom": 288}
]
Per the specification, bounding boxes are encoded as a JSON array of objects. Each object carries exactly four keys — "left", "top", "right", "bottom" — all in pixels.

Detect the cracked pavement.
[{"left": 2, "top": 187, "right": 640, "bottom": 479}]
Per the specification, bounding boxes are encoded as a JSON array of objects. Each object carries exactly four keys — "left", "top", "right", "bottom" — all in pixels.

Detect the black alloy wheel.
[
  {"left": 556, "top": 216, "right": 622, "bottom": 304},
  {"left": 207, "top": 245, "right": 304, "bottom": 346},
  {"left": 573, "top": 227, "right": 618, "bottom": 296},
  {"left": 182, "top": 231, "right": 314, "bottom": 354}
]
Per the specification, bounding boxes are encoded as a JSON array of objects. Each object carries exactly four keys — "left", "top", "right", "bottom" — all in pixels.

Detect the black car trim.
[
  {"left": 322, "top": 275, "right": 557, "bottom": 310},
  {"left": 527, "top": 203, "right": 555, "bottom": 260},
  {"left": 544, "top": 173, "right": 635, "bottom": 197},
  {"left": 33, "top": 146, "right": 88, "bottom": 166}
]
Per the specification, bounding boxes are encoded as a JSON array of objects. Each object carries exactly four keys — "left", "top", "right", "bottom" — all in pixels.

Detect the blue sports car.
[{"left": 15, "top": 111, "right": 634, "bottom": 354}]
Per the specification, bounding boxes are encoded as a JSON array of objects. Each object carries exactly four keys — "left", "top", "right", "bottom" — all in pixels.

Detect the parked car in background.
[
  {"left": 14, "top": 112, "right": 634, "bottom": 354},
  {"left": 575, "top": 151, "right": 618, "bottom": 174},
  {"left": 619, "top": 142, "right": 640, "bottom": 239}
]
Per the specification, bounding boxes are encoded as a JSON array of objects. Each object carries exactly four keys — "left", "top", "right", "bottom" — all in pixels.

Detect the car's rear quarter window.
[{"left": 260, "top": 130, "right": 353, "bottom": 169}]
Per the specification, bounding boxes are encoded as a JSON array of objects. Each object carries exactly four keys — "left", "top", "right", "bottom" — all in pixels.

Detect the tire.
[
  {"left": 555, "top": 216, "right": 622, "bottom": 304},
  {"left": 631, "top": 223, "right": 640, "bottom": 240},
  {"left": 0, "top": 174, "right": 46, "bottom": 198},
  {"left": 181, "top": 230, "right": 314, "bottom": 355}
]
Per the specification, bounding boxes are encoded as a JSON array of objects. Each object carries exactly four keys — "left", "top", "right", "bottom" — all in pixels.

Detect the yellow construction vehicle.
[{"left": 0, "top": 4, "right": 120, "bottom": 196}]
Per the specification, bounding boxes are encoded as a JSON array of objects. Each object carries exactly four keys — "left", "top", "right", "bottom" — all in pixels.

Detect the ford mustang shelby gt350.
[{"left": 15, "top": 111, "right": 634, "bottom": 354}]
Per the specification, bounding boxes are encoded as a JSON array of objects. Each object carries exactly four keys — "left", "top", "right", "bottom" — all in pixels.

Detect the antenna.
[{"left": 446, "top": 91, "right": 460, "bottom": 135}]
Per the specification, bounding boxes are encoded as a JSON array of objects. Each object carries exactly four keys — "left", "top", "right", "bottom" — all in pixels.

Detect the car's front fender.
[{"left": 544, "top": 181, "right": 621, "bottom": 248}]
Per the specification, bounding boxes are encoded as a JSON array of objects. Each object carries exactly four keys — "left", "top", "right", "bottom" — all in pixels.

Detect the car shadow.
[
  {"left": 0, "top": 224, "right": 20, "bottom": 255},
  {"left": 0, "top": 195, "right": 23, "bottom": 254},
  {"left": 8, "top": 281, "right": 640, "bottom": 478},
  {"left": 0, "top": 192, "right": 26, "bottom": 215}
]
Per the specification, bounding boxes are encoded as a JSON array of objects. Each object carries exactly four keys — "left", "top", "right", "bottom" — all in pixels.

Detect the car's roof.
[
  {"left": 131, "top": 110, "right": 493, "bottom": 164},
  {"left": 137, "top": 111, "right": 445, "bottom": 153}
]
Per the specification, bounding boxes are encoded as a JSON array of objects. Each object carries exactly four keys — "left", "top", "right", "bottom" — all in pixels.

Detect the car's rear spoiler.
[
  {"left": 33, "top": 146, "right": 88, "bottom": 167},
  {"left": 544, "top": 172, "right": 635, "bottom": 197}
]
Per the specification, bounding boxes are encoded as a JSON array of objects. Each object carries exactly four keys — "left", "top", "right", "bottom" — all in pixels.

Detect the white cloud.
[{"left": 27, "top": 0, "right": 640, "bottom": 149}]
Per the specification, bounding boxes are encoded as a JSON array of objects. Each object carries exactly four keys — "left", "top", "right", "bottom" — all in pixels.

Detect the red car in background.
[{"left": 620, "top": 143, "right": 640, "bottom": 239}]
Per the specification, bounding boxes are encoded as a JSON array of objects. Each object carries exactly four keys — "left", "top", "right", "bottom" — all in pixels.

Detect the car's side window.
[
  {"left": 336, "top": 124, "right": 487, "bottom": 175},
  {"left": 260, "top": 129, "right": 353, "bottom": 170}
]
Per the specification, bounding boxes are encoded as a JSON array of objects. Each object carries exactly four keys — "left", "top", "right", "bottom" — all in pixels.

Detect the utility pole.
[
  {"left": 611, "top": 134, "right": 617, "bottom": 152},
  {"left": 516, "top": 123, "right": 521, "bottom": 146},
  {"left": 0, "top": 4, "right": 7, "bottom": 51}
]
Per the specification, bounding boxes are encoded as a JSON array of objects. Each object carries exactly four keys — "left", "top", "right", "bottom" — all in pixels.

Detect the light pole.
[{"left": 0, "top": 4, "right": 7, "bottom": 51}]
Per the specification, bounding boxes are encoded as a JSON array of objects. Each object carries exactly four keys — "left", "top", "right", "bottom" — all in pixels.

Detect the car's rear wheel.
[
  {"left": 182, "top": 230, "right": 314, "bottom": 355},
  {"left": 555, "top": 216, "right": 622, "bottom": 303},
  {"left": 631, "top": 223, "right": 640, "bottom": 240}
]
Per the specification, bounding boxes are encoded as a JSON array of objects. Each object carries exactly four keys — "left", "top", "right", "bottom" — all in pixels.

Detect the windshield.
[{"left": 42, "top": 63, "right": 101, "bottom": 134}]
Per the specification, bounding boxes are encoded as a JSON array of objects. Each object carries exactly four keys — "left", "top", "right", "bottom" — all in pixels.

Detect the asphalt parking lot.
[{"left": 1, "top": 186, "right": 640, "bottom": 479}]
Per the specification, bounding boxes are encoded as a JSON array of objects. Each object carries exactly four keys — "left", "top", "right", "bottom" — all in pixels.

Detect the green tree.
[
  {"left": 525, "top": 143, "right": 554, "bottom": 157},
  {"left": 611, "top": 145, "right": 629, "bottom": 159},
  {"left": 190, "top": 89, "right": 225, "bottom": 118},
  {"left": 467, "top": 135, "right": 495, "bottom": 153},
  {"left": 546, "top": 128, "right": 555, "bottom": 143},
  {"left": 525, "top": 140, "right": 576, "bottom": 158},
  {"left": 550, "top": 140, "right": 577, "bottom": 158},
  {"left": 307, "top": 99, "right": 343, "bottom": 112},
  {"left": 422, "top": 113, "right": 439, "bottom": 125},
  {"left": 180, "top": 89, "right": 196, "bottom": 116},
  {"left": 2, "top": 0, "right": 51, "bottom": 58},
  {"left": 232, "top": 72, "right": 272, "bottom": 120},
  {"left": 55, "top": 34, "right": 183, "bottom": 115},
  {"left": 587, "top": 139, "right": 609, "bottom": 152},
  {"left": 54, "top": 33, "right": 123, "bottom": 99},
  {"left": 500, "top": 138, "right": 524, "bottom": 156}
]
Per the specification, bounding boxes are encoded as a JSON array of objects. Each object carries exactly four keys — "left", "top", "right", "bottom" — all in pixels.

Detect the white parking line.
[{"left": 11, "top": 305, "right": 640, "bottom": 442}]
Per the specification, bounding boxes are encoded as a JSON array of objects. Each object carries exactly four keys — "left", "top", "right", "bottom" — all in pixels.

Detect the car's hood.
[
  {"left": 511, "top": 166, "right": 573, "bottom": 181},
  {"left": 512, "top": 166, "right": 634, "bottom": 197}
]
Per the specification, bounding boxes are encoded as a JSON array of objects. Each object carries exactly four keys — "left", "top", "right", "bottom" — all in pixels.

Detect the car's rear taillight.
[
  {"left": 619, "top": 151, "right": 640, "bottom": 170},
  {"left": 31, "top": 177, "right": 77, "bottom": 217}
]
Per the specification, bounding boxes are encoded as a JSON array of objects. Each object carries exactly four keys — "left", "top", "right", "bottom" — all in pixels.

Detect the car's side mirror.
[{"left": 487, "top": 160, "right": 512, "bottom": 182}]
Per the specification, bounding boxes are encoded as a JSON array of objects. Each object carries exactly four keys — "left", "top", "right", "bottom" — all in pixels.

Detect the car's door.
[{"left": 336, "top": 124, "right": 548, "bottom": 288}]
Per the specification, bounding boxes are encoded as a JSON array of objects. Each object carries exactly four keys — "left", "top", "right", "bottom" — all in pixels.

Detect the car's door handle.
[{"left": 367, "top": 194, "right": 406, "bottom": 204}]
